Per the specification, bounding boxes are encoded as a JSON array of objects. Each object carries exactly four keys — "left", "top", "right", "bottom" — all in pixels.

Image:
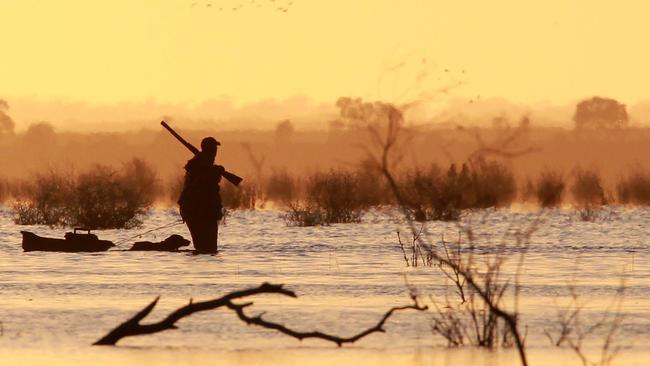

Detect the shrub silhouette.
[
  {"left": 464, "top": 159, "right": 516, "bottom": 208},
  {"left": 401, "top": 160, "right": 516, "bottom": 221},
  {"left": 12, "top": 170, "right": 74, "bottom": 226},
  {"left": 309, "top": 170, "right": 364, "bottom": 223},
  {"left": 301, "top": 170, "right": 365, "bottom": 224},
  {"left": 71, "top": 159, "right": 158, "bottom": 229},
  {"left": 355, "top": 158, "right": 390, "bottom": 207},
  {"left": 535, "top": 171, "right": 565, "bottom": 207},
  {"left": 12, "top": 159, "right": 158, "bottom": 229},
  {"left": 401, "top": 164, "right": 459, "bottom": 221},
  {"left": 283, "top": 202, "right": 326, "bottom": 227},
  {"left": 571, "top": 169, "right": 606, "bottom": 207},
  {"left": 617, "top": 171, "right": 650, "bottom": 205}
]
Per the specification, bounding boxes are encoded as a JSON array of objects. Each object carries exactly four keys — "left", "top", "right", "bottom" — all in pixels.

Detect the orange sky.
[{"left": 0, "top": 0, "right": 649, "bottom": 109}]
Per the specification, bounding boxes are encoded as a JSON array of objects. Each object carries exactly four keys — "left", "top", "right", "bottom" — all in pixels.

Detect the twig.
[
  {"left": 438, "top": 234, "right": 466, "bottom": 303},
  {"left": 546, "top": 278, "right": 626, "bottom": 366},
  {"left": 397, "top": 231, "right": 410, "bottom": 266}
]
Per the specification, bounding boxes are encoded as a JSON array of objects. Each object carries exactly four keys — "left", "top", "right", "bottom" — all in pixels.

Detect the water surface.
[{"left": 1, "top": 206, "right": 648, "bottom": 365}]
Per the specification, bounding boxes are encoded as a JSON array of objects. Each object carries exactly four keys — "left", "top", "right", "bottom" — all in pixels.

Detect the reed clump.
[
  {"left": 570, "top": 169, "right": 608, "bottom": 221},
  {"left": 535, "top": 170, "right": 565, "bottom": 207},
  {"left": 355, "top": 158, "right": 391, "bottom": 207},
  {"left": 282, "top": 202, "right": 326, "bottom": 226},
  {"left": 19, "top": 158, "right": 650, "bottom": 224},
  {"left": 283, "top": 170, "right": 366, "bottom": 226},
  {"left": 400, "top": 160, "right": 516, "bottom": 221},
  {"left": 159, "top": 159, "right": 650, "bottom": 215},
  {"left": 571, "top": 169, "right": 606, "bottom": 207},
  {"left": 401, "top": 165, "right": 453, "bottom": 221},
  {"left": 305, "top": 170, "right": 365, "bottom": 223},
  {"left": 616, "top": 170, "right": 650, "bottom": 205},
  {"left": 12, "top": 159, "right": 158, "bottom": 229}
]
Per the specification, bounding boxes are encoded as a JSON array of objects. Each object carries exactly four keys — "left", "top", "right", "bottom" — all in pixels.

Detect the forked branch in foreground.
[{"left": 94, "top": 282, "right": 426, "bottom": 346}]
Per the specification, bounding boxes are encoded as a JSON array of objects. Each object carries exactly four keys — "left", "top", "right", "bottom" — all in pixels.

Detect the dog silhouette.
[{"left": 129, "top": 234, "right": 191, "bottom": 252}]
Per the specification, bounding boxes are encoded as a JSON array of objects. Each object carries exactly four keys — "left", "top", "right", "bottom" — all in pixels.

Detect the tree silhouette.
[
  {"left": 274, "top": 119, "right": 294, "bottom": 144},
  {"left": 334, "top": 97, "right": 404, "bottom": 131},
  {"left": 0, "top": 99, "right": 15, "bottom": 136},
  {"left": 573, "top": 97, "right": 628, "bottom": 130}
]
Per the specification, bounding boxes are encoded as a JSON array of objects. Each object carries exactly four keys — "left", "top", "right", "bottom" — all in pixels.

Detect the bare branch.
[
  {"left": 94, "top": 282, "right": 426, "bottom": 347},
  {"left": 226, "top": 301, "right": 427, "bottom": 347},
  {"left": 94, "top": 283, "right": 295, "bottom": 345}
]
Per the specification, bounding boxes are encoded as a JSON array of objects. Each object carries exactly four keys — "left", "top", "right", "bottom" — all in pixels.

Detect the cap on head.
[{"left": 201, "top": 137, "right": 220, "bottom": 152}]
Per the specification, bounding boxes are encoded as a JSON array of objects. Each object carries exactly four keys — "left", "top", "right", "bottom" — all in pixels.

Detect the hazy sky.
[{"left": 1, "top": 0, "right": 649, "bottom": 107}]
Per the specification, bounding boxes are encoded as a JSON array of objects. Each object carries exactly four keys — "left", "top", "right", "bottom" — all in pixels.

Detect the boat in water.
[{"left": 21, "top": 228, "right": 115, "bottom": 252}]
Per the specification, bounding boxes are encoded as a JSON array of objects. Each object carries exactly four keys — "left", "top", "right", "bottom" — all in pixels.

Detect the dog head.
[{"left": 163, "top": 234, "right": 191, "bottom": 248}]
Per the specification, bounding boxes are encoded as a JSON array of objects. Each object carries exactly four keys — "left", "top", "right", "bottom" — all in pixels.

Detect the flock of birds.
[{"left": 191, "top": 0, "right": 294, "bottom": 12}]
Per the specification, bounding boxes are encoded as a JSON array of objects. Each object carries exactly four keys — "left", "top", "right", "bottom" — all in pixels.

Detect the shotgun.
[{"left": 161, "top": 121, "right": 243, "bottom": 187}]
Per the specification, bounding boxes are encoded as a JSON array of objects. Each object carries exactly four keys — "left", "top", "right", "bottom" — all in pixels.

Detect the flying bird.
[{"left": 191, "top": 0, "right": 294, "bottom": 12}]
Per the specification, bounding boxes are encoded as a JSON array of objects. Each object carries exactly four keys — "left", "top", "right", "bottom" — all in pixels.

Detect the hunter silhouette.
[
  {"left": 178, "top": 137, "right": 224, "bottom": 253},
  {"left": 161, "top": 121, "right": 242, "bottom": 253}
]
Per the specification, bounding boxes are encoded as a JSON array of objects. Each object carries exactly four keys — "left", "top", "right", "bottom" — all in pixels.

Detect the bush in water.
[
  {"left": 617, "top": 170, "right": 650, "bottom": 205},
  {"left": 400, "top": 159, "right": 516, "bottom": 222},
  {"left": 535, "top": 170, "right": 565, "bottom": 208},
  {"left": 11, "top": 159, "right": 158, "bottom": 229}
]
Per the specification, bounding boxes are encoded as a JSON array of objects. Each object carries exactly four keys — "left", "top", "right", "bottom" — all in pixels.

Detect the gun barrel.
[
  {"left": 160, "top": 120, "right": 243, "bottom": 187},
  {"left": 161, "top": 121, "right": 200, "bottom": 155}
]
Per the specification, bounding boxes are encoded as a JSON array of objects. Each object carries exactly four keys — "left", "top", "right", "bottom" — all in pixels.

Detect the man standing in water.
[{"left": 178, "top": 137, "right": 224, "bottom": 253}]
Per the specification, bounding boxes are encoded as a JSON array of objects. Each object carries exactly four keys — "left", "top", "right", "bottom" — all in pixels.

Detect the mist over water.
[{"left": 2, "top": 122, "right": 650, "bottom": 192}]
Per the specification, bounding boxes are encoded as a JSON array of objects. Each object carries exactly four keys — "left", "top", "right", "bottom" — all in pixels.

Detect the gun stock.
[
  {"left": 222, "top": 170, "right": 243, "bottom": 186},
  {"left": 160, "top": 121, "right": 243, "bottom": 187}
]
